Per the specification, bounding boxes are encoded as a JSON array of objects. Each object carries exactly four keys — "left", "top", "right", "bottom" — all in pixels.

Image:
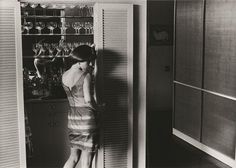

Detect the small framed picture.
[{"left": 149, "top": 24, "right": 173, "bottom": 46}]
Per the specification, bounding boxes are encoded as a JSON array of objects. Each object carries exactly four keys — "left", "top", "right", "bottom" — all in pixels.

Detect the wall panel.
[
  {"left": 174, "top": 84, "right": 202, "bottom": 141},
  {"left": 204, "top": 0, "right": 236, "bottom": 97},
  {"left": 175, "top": 0, "right": 204, "bottom": 87}
]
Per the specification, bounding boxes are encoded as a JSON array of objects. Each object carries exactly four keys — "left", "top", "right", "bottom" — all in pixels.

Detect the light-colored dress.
[{"left": 62, "top": 66, "right": 98, "bottom": 152}]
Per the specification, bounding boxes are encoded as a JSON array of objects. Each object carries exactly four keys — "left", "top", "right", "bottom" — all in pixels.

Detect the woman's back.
[{"left": 62, "top": 65, "right": 93, "bottom": 107}]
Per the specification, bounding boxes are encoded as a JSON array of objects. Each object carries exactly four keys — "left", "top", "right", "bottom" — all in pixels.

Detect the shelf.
[
  {"left": 21, "top": 15, "right": 93, "bottom": 19},
  {"left": 22, "top": 33, "right": 93, "bottom": 36},
  {"left": 23, "top": 55, "right": 71, "bottom": 59}
]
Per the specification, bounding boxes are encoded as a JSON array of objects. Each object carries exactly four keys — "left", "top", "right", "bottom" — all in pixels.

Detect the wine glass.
[
  {"left": 47, "top": 22, "right": 57, "bottom": 35},
  {"left": 72, "top": 22, "right": 80, "bottom": 34},
  {"left": 89, "top": 22, "right": 93, "bottom": 34},
  {"left": 32, "top": 43, "right": 41, "bottom": 56},
  {"left": 38, "top": 43, "right": 47, "bottom": 57},
  {"left": 20, "top": 3, "right": 28, "bottom": 8},
  {"left": 55, "top": 43, "right": 63, "bottom": 57},
  {"left": 88, "top": 6, "right": 93, "bottom": 17},
  {"left": 21, "top": 25, "right": 25, "bottom": 33},
  {"left": 58, "top": 22, "right": 70, "bottom": 35},
  {"left": 63, "top": 43, "right": 71, "bottom": 56},
  {"left": 85, "top": 22, "right": 92, "bottom": 34},
  {"left": 40, "top": 4, "right": 47, "bottom": 16},
  {"left": 23, "top": 22, "right": 33, "bottom": 34},
  {"left": 67, "top": 43, "right": 74, "bottom": 55},
  {"left": 30, "top": 3, "right": 38, "bottom": 9},
  {"left": 35, "top": 22, "right": 45, "bottom": 34},
  {"left": 81, "top": 22, "right": 86, "bottom": 34}
]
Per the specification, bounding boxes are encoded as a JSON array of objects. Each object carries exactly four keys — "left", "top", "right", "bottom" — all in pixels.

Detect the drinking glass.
[
  {"left": 24, "top": 22, "right": 33, "bottom": 34},
  {"left": 32, "top": 43, "right": 41, "bottom": 56},
  {"left": 80, "top": 22, "right": 85, "bottom": 34},
  {"left": 40, "top": 4, "right": 47, "bottom": 15},
  {"left": 72, "top": 22, "right": 80, "bottom": 34},
  {"left": 85, "top": 22, "right": 92, "bottom": 34},
  {"left": 88, "top": 6, "right": 93, "bottom": 17},
  {"left": 20, "top": 3, "right": 28, "bottom": 8},
  {"left": 21, "top": 25, "right": 25, "bottom": 33},
  {"left": 49, "top": 43, "right": 57, "bottom": 57},
  {"left": 89, "top": 22, "right": 93, "bottom": 34},
  {"left": 63, "top": 43, "right": 71, "bottom": 56},
  {"left": 35, "top": 22, "right": 45, "bottom": 34},
  {"left": 67, "top": 43, "right": 74, "bottom": 55},
  {"left": 73, "top": 42, "right": 80, "bottom": 48},
  {"left": 55, "top": 43, "right": 63, "bottom": 57},
  {"left": 30, "top": 3, "right": 38, "bottom": 9},
  {"left": 58, "top": 22, "right": 70, "bottom": 34},
  {"left": 47, "top": 22, "right": 57, "bottom": 35},
  {"left": 39, "top": 43, "right": 47, "bottom": 56},
  {"left": 40, "top": 4, "right": 47, "bottom": 8}
]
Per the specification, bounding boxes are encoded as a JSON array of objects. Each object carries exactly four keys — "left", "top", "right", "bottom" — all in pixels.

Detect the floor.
[{"left": 147, "top": 111, "right": 231, "bottom": 168}]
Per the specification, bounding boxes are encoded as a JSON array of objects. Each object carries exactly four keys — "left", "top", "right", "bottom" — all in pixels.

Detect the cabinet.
[
  {"left": 174, "top": 0, "right": 236, "bottom": 165},
  {"left": 25, "top": 100, "right": 70, "bottom": 167},
  {"left": 21, "top": 2, "right": 94, "bottom": 99}
]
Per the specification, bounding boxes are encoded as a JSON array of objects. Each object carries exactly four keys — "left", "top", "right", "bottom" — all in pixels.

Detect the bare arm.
[{"left": 83, "top": 73, "right": 96, "bottom": 109}]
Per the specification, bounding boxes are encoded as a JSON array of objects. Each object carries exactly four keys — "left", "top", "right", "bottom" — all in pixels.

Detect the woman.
[{"left": 62, "top": 45, "right": 98, "bottom": 168}]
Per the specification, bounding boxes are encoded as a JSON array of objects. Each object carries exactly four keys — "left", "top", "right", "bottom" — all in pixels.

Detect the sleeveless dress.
[{"left": 62, "top": 67, "right": 98, "bottom": 152}]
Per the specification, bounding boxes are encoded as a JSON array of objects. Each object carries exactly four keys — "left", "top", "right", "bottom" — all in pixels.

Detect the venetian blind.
[
  {"left": 94, "top": 4, "right": 133, "bottom": 168},
  {"left": 0, "top": 1, "right": 24, "bottom": 168}
]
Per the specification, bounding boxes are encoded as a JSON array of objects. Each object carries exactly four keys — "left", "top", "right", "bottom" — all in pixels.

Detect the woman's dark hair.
[
  {"left": 71, "top": 45, "right": 96, "bottom": 62},
  {"left": 64, "top": 45, "right": 96, "bottom": 71}
]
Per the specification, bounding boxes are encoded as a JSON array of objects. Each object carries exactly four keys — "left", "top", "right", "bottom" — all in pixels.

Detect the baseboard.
[{"left": 173, "top": 128, "right": 236, "bottom": 168}]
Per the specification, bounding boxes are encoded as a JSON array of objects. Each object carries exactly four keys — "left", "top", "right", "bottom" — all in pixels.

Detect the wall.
[
  {"left": 147, "top": 0, "right": 174, "bottom": 112},
  {"left": 147, "top": 0, "right": 174, "bottom": 166}
]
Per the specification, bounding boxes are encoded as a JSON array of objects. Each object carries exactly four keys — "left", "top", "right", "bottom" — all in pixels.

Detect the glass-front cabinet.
[
  {"left": 20, "top": 2, "right": 96, "bottom": 167},
  {"left": 21, "top": 2, "right": 94, "bottom": 99}
]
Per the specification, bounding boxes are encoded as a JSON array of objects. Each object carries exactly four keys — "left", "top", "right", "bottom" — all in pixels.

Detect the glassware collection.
[
  {"left": 21, "top": 2, "right": 94, "bottom": 99},
  {"left": 32, "top": 41, "right": 93, "bottom": 58},
  {"left": 22, "top": 21, "right": 93, "bottom": 35},
  {"left": 20, "top": 2, "right": 93, "bottom": 17}
]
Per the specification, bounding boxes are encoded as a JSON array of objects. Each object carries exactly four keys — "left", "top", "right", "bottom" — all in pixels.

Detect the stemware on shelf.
[
  {"left": 72, "top": 22, "right": 80, "bottom": 34},
  {"left": 40, "top": 4, "right": 47, "bottom": 16},
  {"left": 35, "top": 22, "right": 45, "bottom": 34},
  {"left": 58, "top": 22, "right": 70, "bottom": 35},
  {"left": 30, "top": 3, "right": 38, "bottom": 9},
  {"left": 20, "top": 2, "right": 28, "bottom": 8},
  {"left": 21, "top": 25, "right": 25, "bottom": 33},
  {"left": 47, "top": 22, "right": 57, "bottom": 35},
  {"left": 32, "top": 43, "right": 41, "bottom": 56},
  {"left": 23, "top": 22, "right": 33, "bottom": 34},
  {"left": 31, "top": 41, "right": 93, "bottom": 60}
]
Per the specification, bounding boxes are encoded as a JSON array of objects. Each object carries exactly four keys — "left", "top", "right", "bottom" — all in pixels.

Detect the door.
[
  {"left": 94, "top": 3, "right": 133, "bottom": 168},
  {"left": 0, "top": 0, "right": 26, "bottom": 167}
]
